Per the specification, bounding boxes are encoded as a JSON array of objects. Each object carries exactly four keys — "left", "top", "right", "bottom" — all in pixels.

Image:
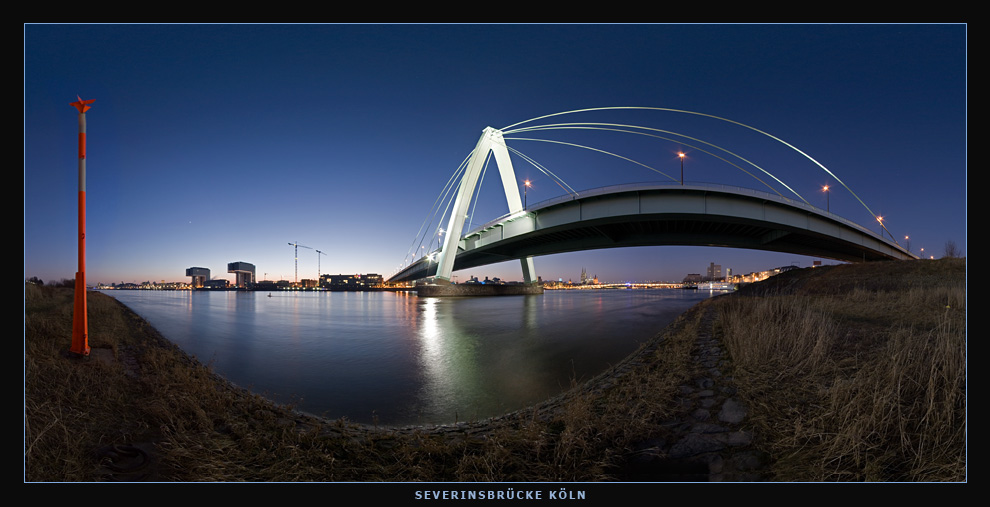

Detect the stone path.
[{"left": 618, "top": 305, "right": 768, "bottom": 481}]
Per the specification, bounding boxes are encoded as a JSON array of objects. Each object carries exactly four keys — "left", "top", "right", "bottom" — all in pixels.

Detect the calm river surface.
[{"left": 101, "top": 288, "right": 717, "bottom": 426}]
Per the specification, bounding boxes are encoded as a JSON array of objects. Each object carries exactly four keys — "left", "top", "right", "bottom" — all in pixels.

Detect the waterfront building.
[
  {"left": 706, "top": 262, "right": 722, "bottom": 281},
  {"left": 320, "top": 273, "right": 384, "bottom": 290},
  {"left": 683, "top": 273, "right": 703, "bottom": 283},
  {"left": 185, "top": 267, "right": 210, "bottom": 288},
  {"left": 228, "top": 262, "right": 256, "bottom": 288},
  {"left": 253, "top": 280, "right": 279, "bottom": 291},
  {"left": 202, "top": 279, "right": 230, "bottom": 290}
]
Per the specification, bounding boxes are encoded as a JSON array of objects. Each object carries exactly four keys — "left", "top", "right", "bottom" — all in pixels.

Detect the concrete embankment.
[{"left": 415, "top": 282, "right": 544, "bottom": 297}]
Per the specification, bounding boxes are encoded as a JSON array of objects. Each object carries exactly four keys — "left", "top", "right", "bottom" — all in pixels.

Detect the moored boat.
[{"left": 697, "top": 281, "right": 736, "bottom": 291}]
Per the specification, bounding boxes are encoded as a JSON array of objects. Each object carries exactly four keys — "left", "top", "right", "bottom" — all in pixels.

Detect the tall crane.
[
  {"left": 288, "top": 242, "right": 312, "bottom": 284},
  {"left": 316, "top": 249, "right": 328, "bottom": 286}
]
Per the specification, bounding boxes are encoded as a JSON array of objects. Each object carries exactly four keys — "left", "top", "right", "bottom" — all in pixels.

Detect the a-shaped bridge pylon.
[{"left": 433, "top": 127, "right": 537, "bottom": 284}]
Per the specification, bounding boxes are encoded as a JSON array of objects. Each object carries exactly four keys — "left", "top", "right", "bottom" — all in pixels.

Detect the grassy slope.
[
  {"left": 717, "top": 258, "right": 967, "bottom": 481},
  {"left": 24, "top": 258, "right": 966, "bottom": 482}
]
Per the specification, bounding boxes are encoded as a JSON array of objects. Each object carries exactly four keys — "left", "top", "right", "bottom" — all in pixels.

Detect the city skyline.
[{"left": 24, "top": 24, "right": 967, "bottom": 285}]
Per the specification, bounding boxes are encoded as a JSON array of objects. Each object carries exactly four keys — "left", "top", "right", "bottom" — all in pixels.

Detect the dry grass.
[{"left": 714, "top": 258, "right": 966, "bottom": 481}]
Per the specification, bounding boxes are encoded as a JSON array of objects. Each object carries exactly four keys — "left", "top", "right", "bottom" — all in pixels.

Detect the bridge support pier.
[
  {"left": 434, "top": 127, "right": 538, "bottom": 285},
  {"left": 520, "top": 256, "right": 536, "bottom": 284}
]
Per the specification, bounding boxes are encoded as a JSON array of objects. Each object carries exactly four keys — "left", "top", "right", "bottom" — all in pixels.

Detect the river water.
[{"left": 101, "top": 288, "right": 716, "bottom": 426}]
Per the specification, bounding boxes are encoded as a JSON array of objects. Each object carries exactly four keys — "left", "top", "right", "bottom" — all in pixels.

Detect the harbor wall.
[{"left": 415, "top": 283, "right": 544, "bottom": 297}]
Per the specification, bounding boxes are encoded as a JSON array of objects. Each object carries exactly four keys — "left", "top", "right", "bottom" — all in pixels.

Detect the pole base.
[{"left": 70, "top": 273, "right": 90, "bottom": 356}]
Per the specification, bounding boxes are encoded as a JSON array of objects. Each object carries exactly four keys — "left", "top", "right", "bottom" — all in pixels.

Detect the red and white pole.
[{"left": 70, "top": 96, "right": 94, "bottom": 357}]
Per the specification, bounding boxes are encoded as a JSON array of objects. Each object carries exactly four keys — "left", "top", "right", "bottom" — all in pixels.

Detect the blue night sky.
[{"left": 24, "top": 24, "right": 967, "bottom": 285}]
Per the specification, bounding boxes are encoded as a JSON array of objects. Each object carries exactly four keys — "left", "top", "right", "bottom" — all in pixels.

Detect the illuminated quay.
[{"left": 543, "top": 281, "right": 683, "bottom": 290}]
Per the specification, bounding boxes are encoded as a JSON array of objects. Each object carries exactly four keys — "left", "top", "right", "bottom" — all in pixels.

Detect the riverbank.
[{"left": 24, "top": 258, "right": 966, "bottom": 482}]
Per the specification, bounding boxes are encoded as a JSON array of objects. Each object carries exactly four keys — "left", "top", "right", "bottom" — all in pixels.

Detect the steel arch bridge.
[{"left": 388, "top": 125, "right": 916, "bottom": 284}]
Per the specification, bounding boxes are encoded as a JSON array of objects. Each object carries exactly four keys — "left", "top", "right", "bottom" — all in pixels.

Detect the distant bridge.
[{"left": 388, "top": 120, "right": 917, "bottom": 284}]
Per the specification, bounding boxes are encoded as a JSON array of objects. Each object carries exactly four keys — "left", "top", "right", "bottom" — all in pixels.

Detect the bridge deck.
[{"left": 390, "top": 183, "right": 914, "bottom": 282}]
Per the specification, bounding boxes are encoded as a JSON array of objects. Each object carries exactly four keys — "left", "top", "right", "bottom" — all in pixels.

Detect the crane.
[
  {"left": 315, "top": 249, "right": 328, "bottom": 286},
  {"left": 288, "top": 242, "right": 312, "bottom": 284}
]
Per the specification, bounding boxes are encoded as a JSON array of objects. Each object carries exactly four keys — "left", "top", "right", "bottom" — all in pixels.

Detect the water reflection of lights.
[
  {"left": 415, "top": 297, "right": 484, "bottom": 420},
  {"left": 420, "top": 297, "right": 440, "bottom": 348},
  {"left": 417, "top": 297, "right": 455, "bottom": 412}
]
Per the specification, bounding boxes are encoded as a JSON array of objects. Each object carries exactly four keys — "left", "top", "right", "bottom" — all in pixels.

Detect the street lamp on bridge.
[
  {"left": 426, "top": 252, "right": 436, "bottom": 280},
  {"left": 523, "top": 179, "right": 532, "bottom": 209},
  {"left": 822, "top": 185, "right": 830, "bottom": 212},
  {"left": 679, "top": 152, "right": 685, "bottom": 185}
]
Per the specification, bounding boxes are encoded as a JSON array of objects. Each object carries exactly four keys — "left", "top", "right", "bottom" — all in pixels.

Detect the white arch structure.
[{"left": 433, "top": 127, "right": 537, "bottom": 284}]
